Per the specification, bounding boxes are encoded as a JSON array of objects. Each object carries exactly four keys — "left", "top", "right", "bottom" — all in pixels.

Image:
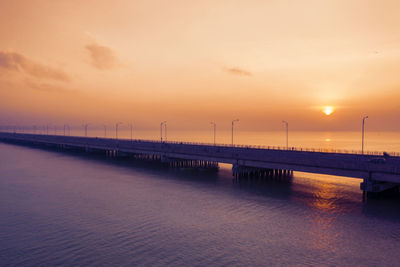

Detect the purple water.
[{"left": 0, "top": 142, "right": 400, "bottom": 266}]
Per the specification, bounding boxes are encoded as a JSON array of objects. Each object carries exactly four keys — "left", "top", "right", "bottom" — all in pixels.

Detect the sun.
[{"left": 323, "top": 106, "right": 334, "bottom": 116}]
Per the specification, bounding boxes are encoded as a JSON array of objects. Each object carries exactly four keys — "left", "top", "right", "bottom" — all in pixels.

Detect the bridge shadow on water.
[
  {"left": 2, "top": 141, "right": 400, "bottom": 222},
  {"left": 71, "top": 150, "right": 400, "bottom": 221}
]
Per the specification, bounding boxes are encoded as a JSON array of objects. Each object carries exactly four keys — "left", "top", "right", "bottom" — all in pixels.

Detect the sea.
[{"left": 0, "top": 130, "right": 399, "bottom": 266}]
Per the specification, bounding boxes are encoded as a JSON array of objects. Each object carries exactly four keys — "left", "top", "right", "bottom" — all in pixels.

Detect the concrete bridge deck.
[{"left": 1, "top": 132, "right": 399, "bottom": 193}]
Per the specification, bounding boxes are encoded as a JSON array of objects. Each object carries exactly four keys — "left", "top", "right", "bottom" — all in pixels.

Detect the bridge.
[{"left": 1, "top": 132, "right": 400, "bottom": 194}]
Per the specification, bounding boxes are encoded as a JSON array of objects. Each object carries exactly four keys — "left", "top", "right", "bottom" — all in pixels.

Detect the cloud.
[
  {"left": 24, "top": 79, "right": 72, "bottom": 93},
  {"left": 85, "top": 42, "right": 118, "bottom": 70},
  {"left": 0, "top": 51, "right": 70, "bottom": 82},
  {"left": 224, "top": 67, "right": 252, "bottom": 76}
]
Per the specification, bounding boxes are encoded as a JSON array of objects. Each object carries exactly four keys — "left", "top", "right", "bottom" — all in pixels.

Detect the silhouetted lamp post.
[
  {"left": 164, "top": 122, "right": 167, "bottom": 142},
  {"left": 282, "top": 120, "right": 288, "bottom": 149},
  {"left": 115, "top": 122, "right": 122, "bottom": 140},
  {"left": 160, "top": 121, "right": 166, "bottom": 142},
  {"left": 210, "top": 122, "right": 216, "bottom": 145},
  {"left": 83, "top": 123, "right": 90, "bottom": 137},
  {"left": 63, "top": 124, "right": 70, "bottom": 136},
  {"left": 129, "top": 123, "right": 133, "bottom": 141},
  {"left": 231, "top": 119, "right": 239, "bottom": 146},
  {"left": 103, "top": 125, "right": 107, "bottom": 138},
  {"left": 362, "top": 116, "right": 368, "bottom": 154}
]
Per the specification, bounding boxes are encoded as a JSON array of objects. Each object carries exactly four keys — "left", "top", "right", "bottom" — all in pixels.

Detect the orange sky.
[{"left": 0, "top": 0, "right": 399, "bottom": 131}]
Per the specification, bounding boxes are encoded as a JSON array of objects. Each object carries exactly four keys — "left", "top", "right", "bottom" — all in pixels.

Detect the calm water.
[{"left": 1, "top": 137, "right": 400, "bottom": 266}]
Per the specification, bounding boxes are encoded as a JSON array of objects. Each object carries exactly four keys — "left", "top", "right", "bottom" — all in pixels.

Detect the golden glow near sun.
[{"left": 323, "top": 106, "right": 334, "bottom": 116}]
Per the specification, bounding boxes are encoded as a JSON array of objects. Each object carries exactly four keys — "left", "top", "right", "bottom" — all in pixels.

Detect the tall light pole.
[
  {"left": 210, "top": 122, "right": 216, "bottom": 145},
  {"left": 160, "top": 121, "right": 166, "bottom": 142},
  {"left": 103, "top": 125, "right": 107, "bottom": 138},
  {"left": 64, "top": 124, "right": 71, "bottom": 136},
  {"left": 66, "top": 124, "right": 71, "bottom": 136},
  {"left": 115, "top": 122, "right": 122, "bottom": 140},
  {"left": 83, "top": 123, "right": 90, "bottom": 137},
  {"left": 282, "top": 120, "right": 288, "bottom": 149},
  {"left": 362, "top": 116, "right": 368, "bottom": 154},
  {"left": 129, "top": 123, "right": 133, "bottom": 141},
  {"left": 63, "top": 124, "right": 70, "bottom": 136},
  {"left": 231, "top": 119, "right": 239, "bottom": 146},
  {"left": 46, "top": 124, "right": 49, "bottom": 135},
  {"left": 164, "top": 122, "right": 167, "bottom": 142}
]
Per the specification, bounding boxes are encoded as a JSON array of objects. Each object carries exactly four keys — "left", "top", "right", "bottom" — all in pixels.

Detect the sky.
[{"left": 0, "top": 0, "right": 400, "bottom": 131}]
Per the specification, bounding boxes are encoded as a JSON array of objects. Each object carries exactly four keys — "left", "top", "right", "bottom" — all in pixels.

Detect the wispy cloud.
[
  {"left": 0, "top": 51, "right": 70, "bottom": 82},
  {"left": 24, "top": 79, "right": 72, "bottom": 93},
  {"left": 224, "top": 67, "right": 252, "bottom": 77},
  {"left": 85, "top": 42, "right": 118, "bottom": 70}
]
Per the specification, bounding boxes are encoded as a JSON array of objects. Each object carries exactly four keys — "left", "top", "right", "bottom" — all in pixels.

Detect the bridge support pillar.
[
  {"left": 161, "top": 156, "right": 218, "bottom": 171},
  {"left": 360, "top": 178, "right": 399, "bottom": 194},
  {"left": 232, "top": 165, "right": 293, "bottom": 183}
]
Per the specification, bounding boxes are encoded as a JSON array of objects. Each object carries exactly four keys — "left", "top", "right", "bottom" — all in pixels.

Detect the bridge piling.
[{"left": 232, "top": 165, "right": 293, "bottom": 183}]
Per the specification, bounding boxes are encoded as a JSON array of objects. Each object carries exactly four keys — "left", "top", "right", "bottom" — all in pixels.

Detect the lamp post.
[
  {"left": 210, "top": 122, "right": 216, "bottom": 145},
  {"left": 164, "top": 122, "right": 167, "bottom": 142},
  {"left": 282, "top": 120, "right": 288, "bottom": 149},
  {"left": 129, "top": 123, "right": 133, "bottom": 141},
  {"left": 115, "top": 122, "right": 122, "bottom": 140},
  {"left": 362, "top": 116, "right": 368, "bottom": 154},
  {"left": 231, "top": 119, "right": 239, "bottom": 146},
  {"left": 103, "top": 125, "right": 107, "bottom": 138},
  {"left": 160, "top": 121, "right": 166, "bottom": 142},
  {"left": 83, "top": 123, "right": 90, "bottom": 137},
  {"left": 46, "top": 124, "right": 49, "bottom": 135}
]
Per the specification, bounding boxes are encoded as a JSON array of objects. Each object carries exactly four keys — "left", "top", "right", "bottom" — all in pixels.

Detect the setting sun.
[{"left": 323, "top": 106, "right": 334, "bottom": 116}]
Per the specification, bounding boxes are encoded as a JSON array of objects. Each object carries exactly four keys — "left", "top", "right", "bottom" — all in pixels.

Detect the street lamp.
[
  {"left": 282, "top": 120, "right": 288, "bottom": 149},
  {"left": 64, "top": 124, "right": 71, "bottom": 136},
  {"left": 160, "top": 121, "right": 166, "bottom": 142},
  {"left": 210, "top": 122, "right": 216, "bottom": 145},
  {"left": 164, "top": 122, "right": 167, "bottom": 142},
  {"left": 115, "top": 122, "right": 123, "bottom": 140},
  {"left": 362, "top": 116, "right": 368, "bottom": 154},
  {"left": 82, "top": 123, "right": 90, "bottom": 137},
  {"left": 103, "top": 125, "right": 107, "bottom": 138},
  {"left": 231, "top": 119, "right": 239, "bottom": 146},
  {"left": 129, "top": 123, "right": 133, "bottom": 141}
]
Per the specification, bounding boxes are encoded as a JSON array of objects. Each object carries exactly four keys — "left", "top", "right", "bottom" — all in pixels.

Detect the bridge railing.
[{"left": 114, "top": 137, "right": 400, "bottom": 157}]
